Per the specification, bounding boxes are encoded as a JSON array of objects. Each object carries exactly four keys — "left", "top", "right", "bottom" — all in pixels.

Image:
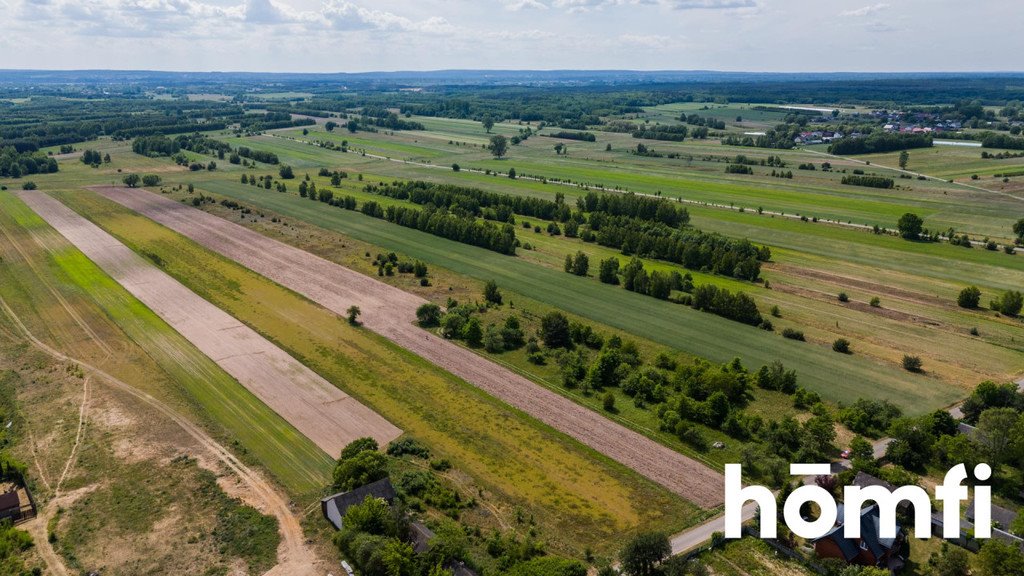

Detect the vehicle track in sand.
[
  {"left": 94, "top": 185, "right": 726, "bottom": 508},
  {"left": 0, "top": 295, "right": 320, "bottom": 576}
]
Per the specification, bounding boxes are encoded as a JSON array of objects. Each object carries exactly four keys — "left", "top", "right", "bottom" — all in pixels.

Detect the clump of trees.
[
  {"left": 0, "top": 146, "right": 58, "bottom": 178},
  {"left": 829, "top": 132, "right": 933, "bottom": 155},
  {"left": 841, "top": 175, "right": 894, "bottom": 189}
]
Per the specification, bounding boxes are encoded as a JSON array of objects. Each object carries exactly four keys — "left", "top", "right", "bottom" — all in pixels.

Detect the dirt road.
[
  {"left": 95, "top": 185, "right": 726, "bottom": 508},
  {"left": 19, "top": 190, "right": 402, "bottom": 458}
]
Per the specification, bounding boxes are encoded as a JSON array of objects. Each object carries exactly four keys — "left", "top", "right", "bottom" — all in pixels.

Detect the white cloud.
[
  {"left": 840, "top": 3, "right": 889, "bottom": 17},
  {"left": 662, "top": 0, "right": 756, "bottom": 8},
  {"left": 504, "top": 0, "right": 548, "bottom": 10},
  {"left": 321, "top": 1, "right": 452, "bottom": 33}
]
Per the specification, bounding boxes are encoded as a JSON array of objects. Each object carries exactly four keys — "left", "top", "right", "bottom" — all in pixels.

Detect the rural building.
[
  {"left": 852, "top": 472, "right": 911, "bottom": 512},
  {"left": 812, "top": 504, "right": 907, "bottom": 572},
  {"left": 0, "top": 484, "right": 35, "bottom": 525},
  {"left": 410, "top": 521, "right": 435, "bottom": 554},
  {"left": 320, "top": 478, "right": 396, "bottom": 530}
]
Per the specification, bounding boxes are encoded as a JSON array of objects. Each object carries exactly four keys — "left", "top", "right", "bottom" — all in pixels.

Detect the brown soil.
[
  {"left": 770, "top": 262, "right": 949, "bottom": 308},
  {"left": 772, "top": 282, "right": 943, "bottom": 327},
  {"left": 94, "top": 185, "right": 725, "bottom": 509},
  {"left": 19, "top": 191, "right": 402, "bottom": 457}
]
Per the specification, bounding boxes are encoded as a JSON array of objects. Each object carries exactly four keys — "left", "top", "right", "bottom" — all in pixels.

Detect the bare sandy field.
[
  {"left": 18, "top": 190, "right": 402, "bottom": 458},
  {"left": 94, "top": 185, "right": 725, "bottom": 508}
]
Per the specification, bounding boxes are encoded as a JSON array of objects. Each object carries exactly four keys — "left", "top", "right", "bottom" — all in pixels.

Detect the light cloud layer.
[{"left": 1, "top": 0, "right": 1020, "bottom": 73}]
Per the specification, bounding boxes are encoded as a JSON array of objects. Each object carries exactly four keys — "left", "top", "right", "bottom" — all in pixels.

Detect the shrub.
[
  {"left": 782, "top": 328, "right": 805, "bottom": 341},
  {"left": 837, "top": 292, "right": 849, "bottom": 302},
  {"left": 20, "top": 181, "right": 36, "bottom": 190},
  {"left": 483, "top": 280, "right": 503, "bottom": 306},
  {"left": 416, "top": 303, "right": 442, "bottom": 327},
  {"left": 832, "top": 338, "right": 851, "bottom": 354},
  {"left": 902, "top": 355, "right": 923, "bottom": 372},
  {"left": 386, "top": 438, "right": 431, "bottom": 459},
  {"left": 991, "top": 290, "right": 1024, "bottom": 316},
  {"left": 869, "top": 296, "right": 881, "bottom": 307},
  {"left": 602, "top": 392, "right": 616, "bottom": 412},
  {"left": 957, "top": 286, "right": 981, "bottom": 308}
]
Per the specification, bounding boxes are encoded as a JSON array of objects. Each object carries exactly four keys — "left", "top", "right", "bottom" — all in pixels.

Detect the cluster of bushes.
[
  {"left": 721, "top": 125, "right": 800, "bottom": 149},
  {"left": 981, "top": 150, "right": 1024, "bottom": 159},
  {"left": 578, "top": 191, "right": 689, "bottom": 228},
  {"left": 725, "top": 164, "right": 753, "bottom": 175},
  {"left": 829, "top": 132, "right": 933, "bottom": 155},
  {"left": 691, "top": 284, "right": 764, "bottom": 327},
  {"left": 632, "top": 125, "right": 689, "bottom": 141},
  {"left": 841, "top": 175, "right": 894, "bottom": 189},
  {"left": 242, "top": 172, "right": 287, "bottom": 193},
  {"left": 371, "top": 252, "right": 429, "bottom": 282},
  {"left": 838, "top": 399, "right": 903, "bottom": 437},
  {"left": 681, "top": 114, "right": 726, "bottom": 130},
  {"left": 131, "top": 134, "right": 181, "bottom": 157},
  {"left": 0, "top": 146, "right": 58, "bottom": 178},
  {"left": 235, "top": 146, "right": 279, "bottom": 165},
  {"left": 79, "top": 149, "right": 109, "bottom": 166}
]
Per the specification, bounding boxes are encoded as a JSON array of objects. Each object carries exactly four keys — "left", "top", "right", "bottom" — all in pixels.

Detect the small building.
[
  {"left": 320, "top": 478, "right": 396, "bottom": 530},
  {"left": 410, "top": 521, "right": 435, "bottom": 554},
  {"left": 851, "top": 472, "right": 911, "bottom": 513},
  {"left": 0, "top": 485, "right": 35, "bottom": 525},
  {"left": 812, "top": 504, "right": 907, "bottom": 572}
]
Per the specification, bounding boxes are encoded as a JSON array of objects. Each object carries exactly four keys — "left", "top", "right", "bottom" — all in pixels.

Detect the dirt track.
[
  {"left": 19, "top": 191, "right": 402, "bottom": 458},
  {"left": 95, "top": 185, "right": 726, "bottom": 508}
]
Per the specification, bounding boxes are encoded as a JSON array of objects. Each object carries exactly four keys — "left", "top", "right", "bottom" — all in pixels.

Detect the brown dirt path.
[
  {"left": 94, "top": 185, "right": 726, "bottom": 508},
  {"left": 19, "top": 190, "right": 402, "bottom": 458}
]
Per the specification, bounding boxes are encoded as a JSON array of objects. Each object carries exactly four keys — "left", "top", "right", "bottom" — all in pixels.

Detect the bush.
[
  {"left": 958, "top": 286, "right": 981, "bottom": 308},
  {"left": 837, "top": 292, "right": 849, "bottom": 302},
  {"left": 416, "top": 303, "right": 442, "bottom": 327},
  {"left": 141, "top": 174, "right": 162, "bottom": 186},
  {"left": 991, "top": 290, "right": 1024, "bottom": 316},
  {"left": 386, "top": 437, "right": 431, "bottom": 459},
  {"left": 782, "top": 328, "right": 805, "bottom": 341},
  {"left": 20, "top": 181, "right": 36, "bottom": 190},
  {"left": 602, "top": 392, "right": 616, "bottom": 412},
  {"left": 869, "top": 296, "right": 881, "bottom": 307},
  {"left": 902, "top": 355, "right": 923, "bottom": 372},
  {"left": 832, "top": 338, "right": 851, "bottom": 354},
  {"left": 483, "top": 280, "right": 502, "bottom": 306}
]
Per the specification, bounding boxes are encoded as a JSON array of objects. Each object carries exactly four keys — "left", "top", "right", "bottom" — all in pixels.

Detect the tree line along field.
[{"left": 44, "top": 187, "right": 702, "bottom": 556}]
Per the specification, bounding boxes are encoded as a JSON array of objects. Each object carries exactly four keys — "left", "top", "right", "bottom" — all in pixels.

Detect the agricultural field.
[{"left": 3, "top": 72, "right": 1024, "bottom": 575}]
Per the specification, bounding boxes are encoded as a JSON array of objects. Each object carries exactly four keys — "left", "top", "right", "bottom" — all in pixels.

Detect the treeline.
[
  {"left": 0, "top": 146, "right": 58, "bottom": 178},
  {"left": 578, "top": 191, "right": 689, "bottom": 228},
  {"left": 721, "top": 125, "right": 800, "bottom": 149},
  {"left": 841, "top": 175, "right": 894, "bottom": 189},
  {"left": 366, "top": 180, "right": 570, "bottom": 222},
  {"left": 545, "top": 130, "right": 596, "bottom": 142},
  {"left": 237, "top": 112, "right": 316, "bottom": 132},
  {"left": 681, "top": 114, "right": 726, "bottom": 130},
  {"left": 632, "top": 125, "right": 688, "bottom": 141},
  {"left": 235, "top": 146, "right": 279, "bottom": 164},
  {"left": 981, "top": 133, "right": 1024, "bottom": 150},
  {"left": 829, "top": 132, "right": 933, "bottom": 155},
  {"left": 591, "top": 219, "right": 769, "bottom": 281},
  {"left": 358, "top": 202, "right": 518, "bottom": 255}
]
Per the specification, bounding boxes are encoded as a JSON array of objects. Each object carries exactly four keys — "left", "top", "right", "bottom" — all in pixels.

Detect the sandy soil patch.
[
  {"left": 19, "top": 190, "right": 401, "bottom": 458},
  {"left": 94, "top": 186, "right": 725, "bottom": 508}
]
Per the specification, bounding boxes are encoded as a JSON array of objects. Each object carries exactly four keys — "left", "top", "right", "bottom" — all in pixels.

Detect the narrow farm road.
[{"left": 94, "top": 185, "right": 727, "bottom": 509}]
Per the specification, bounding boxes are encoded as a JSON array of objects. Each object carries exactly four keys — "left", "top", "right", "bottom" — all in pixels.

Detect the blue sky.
[{"left": 0, "top": 0, "right": 1019, "bottom": 72}]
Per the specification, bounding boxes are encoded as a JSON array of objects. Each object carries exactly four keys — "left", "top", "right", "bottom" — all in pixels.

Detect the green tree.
[
  {"left": 279, "top": 165, "right": 295, "bottom": 179},
  {"left": 340, "top": 437, "right": 379, "bottom": 460},
  {"left": 347, "top": 305, "right": 362, "bottom": 326},
  {"left": 122, "top": 173, "right": 141, "bottom": 187},
  {"left": 832, "top": 338, "right": 851, "bottom": 354},
  {"left": 898, "top": 150, "right": 910, "bottom": 169},
  {"left": 416, "top": 303, "right": 442, "bottom": 327},
  {"left": 463, "top": 318, "right": 483, "bottom": 348},
  {"left": 958, "top": 286, "right": 981, "bottom": 308},
  {"left": 603, "top": 392, "right": 616, "bottom": 412},
  {"left": 849, "top": 435, "right": 874, "bottom": 462},
  {"left": 1013, "top": 218, "right": 1024, "bottom": 241},
  {"left": 482, "top": 116, "right": 494, "bottom": 133},
  {"left": 598, "top": 257, "right": 620, "bottom": 284},
  {"left": 620, "top": 532, "right": 671, "bottom": 576},
  {"left": 540, "top": 312, "right": 572, "bottom": 349},
  {"left": 333, "top": 450, "right": 388, "bottom": 490},
  {"left": 897, "top": 213, "right": 924, "bottom": 240},
  {"left": 483, "top": 280, "right": 503, "bottom": 305},
  {"left": 976, "top": 407, "right": 1019, "bottom": 466},
  {"left": 991, "top": 290, "right": 1023, "bottom": 316},
  {"left": 343, "top": 495, "right": 399, "bottom": 536},
  {"left": 488, "top": 135, "right": 509, "bottom": 158},
  {"left": 976, "top": 538, "right": 1024, "bottom": 576}
]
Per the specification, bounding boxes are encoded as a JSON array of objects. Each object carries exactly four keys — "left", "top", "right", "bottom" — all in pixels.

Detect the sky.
[{"left": 0, "top": 0, "right": 1020, "bottom": 73}]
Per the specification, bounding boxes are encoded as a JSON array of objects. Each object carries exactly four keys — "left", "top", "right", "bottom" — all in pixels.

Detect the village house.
[{"left": 812, "top": 503, "right": 907, "bottom": 573}]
